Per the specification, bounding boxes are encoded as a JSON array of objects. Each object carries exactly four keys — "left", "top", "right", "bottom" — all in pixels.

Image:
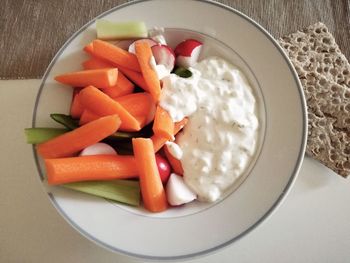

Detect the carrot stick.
[
  {"left": 103, "top": 72, "right": 135, "bottom": 98},
  {"left": 82, "top": 57, "right": 113, "bottom": 70},
  {"left": 152, "top": 118, "right": 188, "bottom": 152},
  {"left": 83, "top": 42, "right": 94, "bottom": 55},
  {"left": 82, "top": 58, "right": 135, "bottom": 98},
  {"left": 118, "top": 66, "right": 149, "bottom": 91},
  {"left": 45, "top": 155, "right": 138, "bottom": 185},
  {"left": 55, "top": 68, "right": 118, "bottom": 89},
  {"left": 79, "top": 110, "right": 100, "bottom": 125},
  {"left": 79, "top": 86, "right": 141, "bottom": 131},
  {"left": 92, "top": 40, "right": 141, "bottom": 72},
  {"left": 152, "top": 106, "right": 174, "bottom": 141},
  {"left": 164, "top": 145, "right": 184, "bottom": 175},
  {"left": 37, "top": 115, "right": 121, "bottom": 159},
  {"left": 70, "top": 90, "right": 84, "bottom": 118},
  {"left": 132, "top": 138, "right": 167, "bottom": 212},
  {"left": 115, "top": 92, "right": 156, "bottom": 127},
  {"left": 135, "top": 41, "right": 161, "bottom": 102}
]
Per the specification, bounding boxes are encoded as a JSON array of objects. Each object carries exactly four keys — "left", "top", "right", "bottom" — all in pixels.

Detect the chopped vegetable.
[
  {"left": 174, "top": 67, "right": 192, "bottom": 78},
  {"left": 45, "top": 155, "right": 138, "bottom": 185},
  {"left": 96, "top": 20, "right": 147, "bottom": 40},
  {"left": 82, "top": 58, "right": 135, "bottom": 98},
  {"left": 166, "top": 173, "right": 196, "bottom": 206},
  {"left": 155, "top": 154, "right": 171, "bottom": 184},
  {"left": 55, "top": 68, "right": 118, "bottom": 89},
  {"left": 63, "top": 179, "right": 140, "bottom": 206},
  {"left": 118, "top": 65, "right": 149, "bottom": 91},
  {"left": 70, "top": 90, "right": 84, "bottom": 118},
  {"left": 50, "top": 113, "right": 78, "bottom": 130},
  {"left": 82, "top": 57, "right": 113, "bottom": 70},
  {"left": 128, "top": 38, "right": 157, "bottom": 53},
  {"left": 115, "top": 92, "right": 156, "bottom": 127},
  {"left": 91, "top": 39, "right": 141, "bottom": 72},
  {"left": 37, "top": 115, "right": 121, "bottom": 158},
  {"left": 79, "top": 143, "right": 117, "bottom": 156},
  {"left": 174, "top": 39, "right": 203, "bottom": 68},
  {"left": 79, "top": 110, "right": 100, "bottom": 126},
  {"left": 24, "top": 128, "right": 68, "bottom": 144},
  {"left": 152, "top": 106, "right": 174, "bottom": 141},
  {"left": 83, "top": 42, "right": 94, "bottom": 55},
  {"left": 103, "top": 71, "right": 135, "bottom": 98},
  {"left": 164, "top": 144, "right": 184, "bottom": 175},
  {"left": 132, "top": 138, "right": 167, "bottom": 212},
  {"left": 79, "top": 86, "right": 141, "bottom": 131},
  {"left": 151, "top": 44, "right": 175, "bottom": 72},
  {"left": 151, "top": 118, "right": 188, "bottom": 152},
  {"left": 135, "top": 41, "right": 161, "bottom": 102}
]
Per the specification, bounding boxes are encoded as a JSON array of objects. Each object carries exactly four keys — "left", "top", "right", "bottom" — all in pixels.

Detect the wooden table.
[{"left": 1, "top": 0, "right": 349, "bottom": 79}]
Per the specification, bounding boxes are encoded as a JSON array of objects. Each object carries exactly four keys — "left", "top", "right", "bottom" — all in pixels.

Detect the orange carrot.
[
  {"left": 135, "top": 41, "right": 161, "bottom": 102},
  {"left": 164, "top": 145, "right": 184, "bottom": 175},
  {"left": 70, "top": 90, "right": 84, "bottom": 118},
  {"left": 152, "top": 118, "right": 188, "bottom": 152},
  {"left": 37, "top": 115, "right": 121, "bottom": 159},
  {"left": 83, "top": 42, "right": 94, "bottom": 55},
  {"left": 45, "top": 155, "right": 138, "bottom": 185},
  {"left": 82, "top": 58, "right": 135, "bottom": 98},
  {"left": 132, "top": 138, "right": 167, "bottom": 212},
  {"left": 103, "top": 72, "right": 135, "bottom": 98},
  {"left": 82, "top": 57, "right": 113, "bottom": 70},
  {"left": 92, "top": 40, "right": 141, "bottom": 72},
  {"left": 79, "top": 86, "right": 141, "bottom": 131},
  {"left": 79, "top": 110, "right": 100, "bottom": 125},
  {"left": 152, "top": 106, "right": 174, "bottom": 141},
  {"left": 115, "top": 92, "right": 156, "bottom": 127},
  {"left": 55, "top": 68, "right": 118, "bottom": 89},
  {"left": 118, "top": 66, "right": 149, "bottom": 91}
]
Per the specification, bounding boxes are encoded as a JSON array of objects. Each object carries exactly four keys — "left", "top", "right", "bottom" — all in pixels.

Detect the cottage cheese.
[{"left": 160, "top": 57, "right": 259, "bottom": 202}]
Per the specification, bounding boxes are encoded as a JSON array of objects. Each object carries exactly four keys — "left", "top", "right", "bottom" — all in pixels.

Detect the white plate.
[{"left": 32, "top": 0, "right": 307, "bottom": 260}]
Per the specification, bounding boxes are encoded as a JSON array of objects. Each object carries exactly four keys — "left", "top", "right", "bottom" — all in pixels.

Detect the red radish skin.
[
  {"left": 174, "top": 39, "right": 203, "bottom": 68},
  {"left": 155, "top": 154, "right": 171, "bottom": 184},
  {"left": 128, "top": 39, "right": 157, "bottom": 54},
  {"left": 174, "top": 39, "right": 202, "bottom": 56},
  {"left": 151, "top": 44, "right": 175, "bottom": 72}
]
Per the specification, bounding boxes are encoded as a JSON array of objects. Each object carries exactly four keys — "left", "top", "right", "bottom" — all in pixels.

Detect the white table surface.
[{"left": 1, "top": 79, "right": 349, "bottom": 263}]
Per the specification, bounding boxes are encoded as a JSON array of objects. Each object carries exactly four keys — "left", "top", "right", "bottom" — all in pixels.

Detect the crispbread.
[{"left": 278, "top": 22, "right": 350, "bottom": 177}]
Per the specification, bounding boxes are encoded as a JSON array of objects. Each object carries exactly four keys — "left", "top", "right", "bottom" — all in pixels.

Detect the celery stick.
[
  {"left": 24, "top": 128, "right": 68, "bottom": 144},
  {"left": 50, "top": 113, "right": 79, "bottom": 130},
  {"left": 96, "top": 20, "right": 148, "bottom": 40},
  {"left": 63, "top": 180, "right": 140, "bottom": 206}
]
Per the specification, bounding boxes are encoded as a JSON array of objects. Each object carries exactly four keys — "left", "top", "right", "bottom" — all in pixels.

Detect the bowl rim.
[{"left": 31, "top": 0, "right": 307, "bottom": 260}]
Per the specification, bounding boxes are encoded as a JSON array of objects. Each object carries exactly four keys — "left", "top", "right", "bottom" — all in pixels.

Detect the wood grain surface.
[{"left": 1, "top": 0, "right": 349, "bottom": 79}]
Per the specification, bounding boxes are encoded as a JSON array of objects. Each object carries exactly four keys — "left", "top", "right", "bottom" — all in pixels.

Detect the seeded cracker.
[{"left": 278, "top": 22, "right": 350, "bottom": 177}]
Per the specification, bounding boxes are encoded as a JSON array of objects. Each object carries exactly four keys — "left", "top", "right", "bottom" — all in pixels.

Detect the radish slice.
[
  {"left": 151, "top": 44, "right": 175, "bottom": 72},
  {"left": 166, "top": 173, "right": 196, "bottom": 206},
  {"left": 128, "top": 39, "right": 157, "bottom": 53},
  {"left": 79, "top": 143, "right": 117, "bottom": 156},
  {"left": 174, "top": 39, "right": 203, "bottom": 68}
]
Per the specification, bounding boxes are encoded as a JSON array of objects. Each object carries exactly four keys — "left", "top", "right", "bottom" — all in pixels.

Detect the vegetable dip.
[{"left": 159, "top": 57, "right": 259, "bottom": 202}]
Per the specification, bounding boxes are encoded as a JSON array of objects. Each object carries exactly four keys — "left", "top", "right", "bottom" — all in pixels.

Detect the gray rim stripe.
[{"left": 32, "top": 0, "right": 307, "bottom": 260}]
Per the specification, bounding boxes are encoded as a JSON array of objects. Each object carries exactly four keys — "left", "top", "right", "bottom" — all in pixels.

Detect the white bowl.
[{"left": 32, "top": 0, "right": 307, "bottom": 260}]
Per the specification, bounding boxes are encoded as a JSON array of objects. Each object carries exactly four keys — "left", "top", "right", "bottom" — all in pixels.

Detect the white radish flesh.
[
  {"left": 79, "top": 143, "right": 117, "bottom": 156},
  {"left": 166, "top": 173, "right": 196, "bottom": 206},
  {"left": 151, "top": 44, "right": 175, "bottom": 72}
]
